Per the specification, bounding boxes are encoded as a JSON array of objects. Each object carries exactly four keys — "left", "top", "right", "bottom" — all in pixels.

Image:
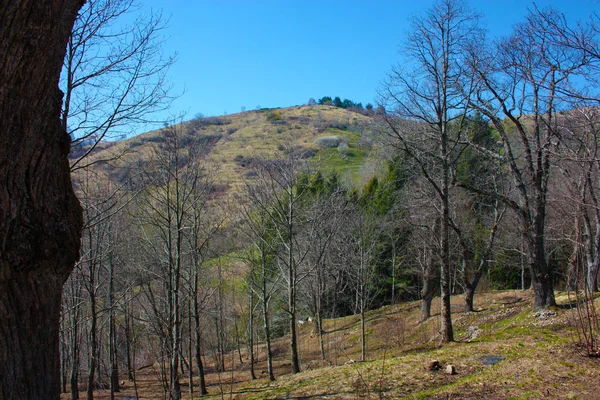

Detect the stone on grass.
[{"left": 444, "top": 364, "right": 456, "bottom": 375}]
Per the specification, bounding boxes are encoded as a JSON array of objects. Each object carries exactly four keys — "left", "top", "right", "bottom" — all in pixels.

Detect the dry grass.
[
  {"left": 63, "top": 290, "right": 600, "bottom": 399},
  {"left": 78, "top": 105, "right": 375, "bottom": 202}
]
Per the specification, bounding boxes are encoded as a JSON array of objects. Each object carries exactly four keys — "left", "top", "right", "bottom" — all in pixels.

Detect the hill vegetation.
[
  {"left": 56, "top": 1, "right": 600, "bottom": 400},
  {"left": 78, "top": 105, "right": 375, "bottom": 196}
]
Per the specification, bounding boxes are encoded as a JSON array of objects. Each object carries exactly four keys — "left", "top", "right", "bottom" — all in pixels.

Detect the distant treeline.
[{"left": 309, "top": 96, "right": 374, "bottom": 113}]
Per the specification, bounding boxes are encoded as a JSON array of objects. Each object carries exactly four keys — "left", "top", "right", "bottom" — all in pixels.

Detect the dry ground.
[{"left": 63, "top": 290, "right": 600, "bottom": 399}]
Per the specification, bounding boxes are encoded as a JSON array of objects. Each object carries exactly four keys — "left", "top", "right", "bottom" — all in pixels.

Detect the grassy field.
[{"left": 67, "top": 290, "right": 600, "bottom": 399}]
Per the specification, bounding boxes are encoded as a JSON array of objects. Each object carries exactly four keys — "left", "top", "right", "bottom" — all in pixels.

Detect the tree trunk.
[
  {"left": 287, "top": 191, "right": 301, "bottom": 374},
  {"left": 262, "top": 293, "right": 275, "bottom": 381},
  {"left": 87, "top": 281, "right": 97, "bottom": 400},
  {"left": 248, "top": 291, "right": 257, "bottom": 380},
  {"left": 234, "top": 313, "right": 243, "bottom": 365},
  {"left": 360, "top": 311, "right": 366, "bottom": 362},
  {"left": 70, "top": 289, "right": 80, "bottom": 400},
  {"left": 440, "top": 129, "right": 454, "bottom": 342},
  {"left": 420, "top": 262, "right": 436, "bottom": 321},
  {"left": 108, "top": 252, "right": 119, "bottom": 398},
  {"left": 587, "top": 219, "right": 600, "bottom": 293},
  {"left": 124, "top": 294, "right": 134, "bottom": 381},
  {"left": 193, "top": 317, "right": 208, "bottom": 395},
  {"left": 317, "top": 311, "right": 325, "bottom": 361},
  {"left": 187, "top": 299, "right": 193, "bottom": 398},
  {"left": 289, "top": 307, "right": 300, "bottom": 374},
  {"left": 1, "top": 276, "right": 75, "bottom": 399},
  {"left": 193, "top": 275, "right": 208, "bottom": 395},
  {"left": 529, "top": 207, "right": 556, "bottom": 310},
  {"left": 289, "top": 274, "right": 300, "bottom": 374},
  {"left": 0, "top": 1, "right": 84, "bottom": 399},
  {"left": 61, "top": 330, "right": 68, "bottom": 394},
  {"left": 464, "top": 270, "right": 482, "bottom": 313}
]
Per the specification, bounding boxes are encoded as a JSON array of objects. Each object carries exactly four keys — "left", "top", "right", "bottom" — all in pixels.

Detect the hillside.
[
  {"left": 65, "top": 107, "right": 600, "bottom": 400},
  {"left": 65, "top": 290, "right": 598, "bottom": 399},
  {"left": 76, "top": 105, "right": 380, "bottom": 198}
]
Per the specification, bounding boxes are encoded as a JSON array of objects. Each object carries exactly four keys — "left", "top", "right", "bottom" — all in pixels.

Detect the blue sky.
[{"left": 138, "top": 0, "right": 599, "bottom": 121}]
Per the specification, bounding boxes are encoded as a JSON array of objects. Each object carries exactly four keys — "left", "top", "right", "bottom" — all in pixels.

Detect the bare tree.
[
  {"left": 186, "top": 184, "right": 221, "bottom": 396},
  {"left": 238, "top": 187, "right": 280, "bottom": 381},
  {"left": 242, "top": 153, "right": 316, "bottom": 374},
  {"left": 298, "top": 173, "right": 348, "bottom": 360},
  {"left": 452, "top": 114, "right": 508, "bottom": 311},
  {"left": 62, "top": 0, "right": 175, "bottom": 171},
  {"left": 379, "top": 0, "right": 483, "bottom": 341},
  {"left": 468, "top": 6, "right": 596, "bottom": 309},
  {"left": 265, "top": 157, "right": 303, "bottom": 373},
  {"left": 554, "top": 108, "right": 600, "bottom": 293},
  {"left": 450, "top": 194, "right": 506, "bottom": 312},
  {"left": 135, "top": 123, "right": 213, "bottom": 399},
  {"left": 62, "top": 262, "right": 85, "bottom": 399},
  {"left": 344, "top": 204, "right": 381, "bottom": 362},
  {"left": 0, "top": 2, "right": 84, "bottom": 398}
]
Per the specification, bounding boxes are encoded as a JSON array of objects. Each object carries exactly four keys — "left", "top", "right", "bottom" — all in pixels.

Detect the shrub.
[
  {"left": 292, "top": 148, "right": 316, "bottom": 159},
  {"left": 265, "top": 110, "right": 283, "bottom": 121},
  {"left": 338, "top": 142, "right": 350, "bottom": 155},
  {"left": 189, "top": 116, "right": 231, "bottom": 132},
  {"left": 315, "top": 135, "right": 341, "bottom": 148},
  {"left": 328, "top": 120, "right": 349, "bottom": 130}
]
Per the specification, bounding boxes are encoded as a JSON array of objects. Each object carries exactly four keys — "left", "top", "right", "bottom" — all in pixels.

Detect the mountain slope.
[{"left": 78, "top": 105, "right": 380, "bottom": 198}]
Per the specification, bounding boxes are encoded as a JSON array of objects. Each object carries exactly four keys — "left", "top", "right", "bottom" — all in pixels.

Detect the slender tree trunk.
[
  {"left": 215, "top": 261, "right": 225, "bottom": 373},
  {"left": 0, "top": 2, "right": 84, "bottom": 398},
  {"left": 248, "top": 291, "right": 257, "bottom": 380},
  {"left": 521, "top": 233, "right": 527, "bottom": 291},
  {"left": 316, "top": 263, "right": 326, "bottom": 360},
  {"left": 234, "top": 313, "right": 243, "bottom": 365},
  {"left": 193, "top": 280, "right": 208, "bottom": 395},
  {"left": 360, "top": 311, "right": 366, "bottom": 362},
  {"left": 87, "top": 262, "right": 98, "bottom": 400},
  {"left": 170, "top": 277, "right": 181, "bottom": 399},
  {"left": 188, "top": 298, "right": 194, "bottom": 398},
  {"left": 61, "top": 329, "right": 69, "bottom": 394},
  {"left": 440, "top": 129, "right": 454, "bottom": 342},
  {"left": 317, "top": 310, "right": 325, "bottom": 361},
  {"left": 108, "top": 253, "right": 120, "bottom": 398},
  {"left": 288, "top": 193, "right": 301, "bottom": 374},
  {"left": 70, "top": 290, "right": 81, "bottom": 400},
  {"left": 262, "top": 281, "right": 275, "bottom": 381},
  {"left": 124, "top": 294, "right": 134, "bottom": 381},
  {"left": 289, "top": 298, "right": 300, "bottom": 374},
  {"left": 391, "top": 238, "right": 397, "bottom": 305},
  {"left": 193, "top": 315, "right": 208, "bottom": 395},
  {"left": 170, "top": 193, "right": 183, "bottom": 400},
  {"left": 420, "top": 256, "right": 436, "bottom": 321}
]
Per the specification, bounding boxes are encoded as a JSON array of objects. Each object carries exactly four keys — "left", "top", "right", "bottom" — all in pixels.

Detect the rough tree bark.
[{"left": 0, "top": 1, "right": 84, "bottom": 399}]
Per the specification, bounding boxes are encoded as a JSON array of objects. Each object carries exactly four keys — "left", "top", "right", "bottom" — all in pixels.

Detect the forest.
[{"left": 2, "top": 0, "right": 600, "bottom": 399}]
